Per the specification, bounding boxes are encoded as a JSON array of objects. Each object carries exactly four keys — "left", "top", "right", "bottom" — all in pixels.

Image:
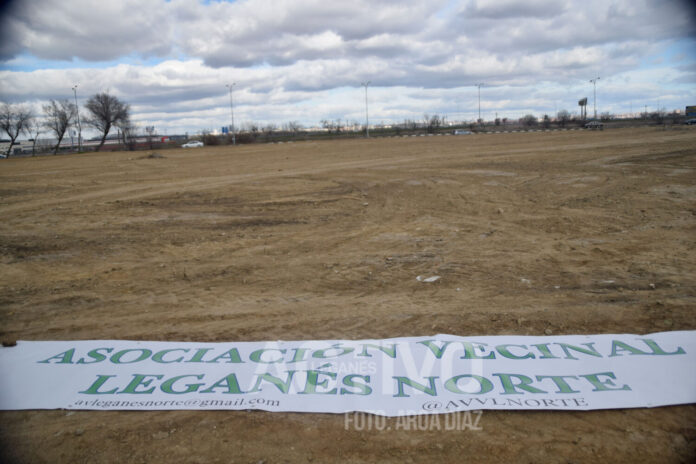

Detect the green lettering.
[
  {"left": 249, "top": 371, "right": 296, "bottom": 394},
  {"left": 200, "top": 374, "right": 244, "bottom": 394},
  {"left": 418, "top": 340, "right": 452, "bottom": 359},
  {"left": 609, "top": 341, "right": 649, "bottom": 357},
  {"left": 152, "top": 349, "right": 190, "bottom": 363},
  {"left": 531, "top": 343, "right": 559, "bottom": 359},
  {"left": 461, "top": 342, "right": 495, "bottom": 360},
  {"left": 393, "top": 376, "right": 438, "bottom": 397},
  {"left": 341, "top": 375, "right": 372, "bottom": 395},
  {"left": 117, "top": 374, "right": 163, "bottom": 394},
  {"left": 535, "top": 375, "right": 581, "bottom": 393},
  {"left": 555, "top": 343, "right": 602, "bottom": 360},
  {"left": 249, "top": 348, "right": 286, "bottom": 363},
  {"left": 77, "top": 348, "right": 113, "bottom": 364},
  {"left": 79, "top": 374, "right": 118, "bottom": 394},
  {"left": 579, "top": 372, "right": 631, "bottom": 392},
  {"left": 640, "top": 339, "right": 686, "bottom": 356},
  {"left": 301, "top": 370, "right": 338, "bottom": 394},
  {"left": 312, "top": 344, "right": 354, "bottom": 359},
  {"left": 38, "top": 348, "right": 75, "bottom": 364},
  {"left": 160, "top": 374, "right": 205, "bottom": 394},
  {"left": 186, "top": 348, "right": 213, "bottom": 363},
  {"left": 206, "top": 348, "right": 244, "bottom": 364},
  {"left": 493, "top": 373, "right": 547, "bottom": 395},
  {"left": 289, "top": 348, "right": 309, "bottom": 363},
  {"left": 110, "top": 349, "right": 152, "bottom": 364},
  {"left": 496, "top": 344, "right": 535, "bottom": 360},
  {"left": 357, "top": 343, "right": 397, "bottom": 358},
  {"left": 445, "top": 375, "right": 493, "bottom": 394}
]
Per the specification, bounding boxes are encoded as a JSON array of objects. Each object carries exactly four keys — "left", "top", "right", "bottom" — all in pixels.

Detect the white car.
[
  {"left": 182, "top": 141, "right": 204, "bottom": 148},
  {"left": 584, "top": 121, "right": 604, "bottom": 130}
]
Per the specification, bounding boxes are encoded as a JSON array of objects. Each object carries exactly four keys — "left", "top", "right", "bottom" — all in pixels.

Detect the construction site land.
[{"left": 0, "top": 127, "right": 695, "bottom": 463}]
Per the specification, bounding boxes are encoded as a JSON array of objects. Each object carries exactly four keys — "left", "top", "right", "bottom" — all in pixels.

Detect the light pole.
[
  {"left": 589, "top": 77, "right": 600, "bottom": 119},
  {"left": 225, "top": 83, "right": 236, "bottom": 145},
  {"left": 361, "top": 81, "right": 370, "bottom": 138},
  {"left": 72, "top": 84, "right": 82, "bottom": 152},
  {"left": 475, "top": 83, "right": 484, "bottom": 123}
]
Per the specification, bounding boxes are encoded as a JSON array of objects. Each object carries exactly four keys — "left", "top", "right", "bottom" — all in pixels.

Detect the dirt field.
[{"left": 1, "top": 127, "right": 695, "bottom": 463}]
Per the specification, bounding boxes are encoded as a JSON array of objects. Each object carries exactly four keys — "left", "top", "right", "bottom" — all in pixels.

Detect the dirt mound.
[{"left": 138, "top": 152, "right": 166, "bottom": 159}]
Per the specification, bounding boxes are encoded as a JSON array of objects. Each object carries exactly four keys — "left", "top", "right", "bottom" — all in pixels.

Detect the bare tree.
[
  {"left": 422, "top": 114, "right": 443, "bottom": 133},
  {"left": 321, "top": 119, "right": 334, "bottom": 134},
  {"left": 429, "top": 114, "right": 442, "bottom": 133},
  {"left": 120, "top": 123, "right": 139, "bottom": 151},
  {"left": 84, "top": 92, "right": 130, "bottom": 151},
  {"left": 284, "top": 121, "right": 302, "bottom": 136},
  {"left": 403, "top": 119, "right": 417, "bottom": 131},
  {"left": 262, "top": 123, "right": 276, "bottom": 142},
  {"left": 542, "top": 114, "right": 551, "bottom": 128},
  {"left": 241, "top": 122, "right": 260, "bottom": 141},
  {"left": 556, "top": 110, "right": 571, "bottom": 128},
  {"left": 650, "top": 111, "right": 664, "bottom": 124},
  {"left": 27, "top": 118, "right": 43, "bottom": 156},
  {"left": 43, "top": 99, "right": 76, "bottom": 155},
  {"left": 145, "top": 125, "right": 156, "bottom": 149},
  {"left": 0, "top": 103, "right": 33, "bottom": 157},
  {"left": 520, "top": 114, "right": 538, "bottom": 127}
]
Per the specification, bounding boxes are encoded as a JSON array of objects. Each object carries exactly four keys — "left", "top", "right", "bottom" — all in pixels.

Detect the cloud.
[
  {"left": 0, "top": 0, "right": 694, "bottom": 134},
  {"left": 173, "top": 0, "right": 446, "bottom": 67},
  {"left": 0, "top": 0, "right": 174, "bottom": 61},
  {"left": 452, "top": 0, "right": 696, "bottom": 55},
  {"left": 462, "top": 0, "right": 568, "bottom": 19}
]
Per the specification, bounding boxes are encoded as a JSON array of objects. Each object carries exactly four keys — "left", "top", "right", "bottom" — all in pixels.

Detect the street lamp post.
[
  {"left": 72, "top": 84, "right": 82, "bottom": 152},
  {"left": 225, "top": 83, "right": 236, "bottom": 145},
  {"left": 589, "top": 77, "right": 600, "bottom": 119},
  {"left": 475, "top": 83, "right": 484, "bottom": 123},
  {"left": 361, "top": 81, "right": 370, "bottom": 138}
]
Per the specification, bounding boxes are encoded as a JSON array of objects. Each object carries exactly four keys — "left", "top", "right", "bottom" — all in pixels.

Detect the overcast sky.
[{"left": 1, "top": 0, "right": 695, "bottom": 135}]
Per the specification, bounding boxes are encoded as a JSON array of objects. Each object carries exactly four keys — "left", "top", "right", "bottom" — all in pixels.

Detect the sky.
[{"left": 0, "top": 0, "right": 695, "bottom": 136}]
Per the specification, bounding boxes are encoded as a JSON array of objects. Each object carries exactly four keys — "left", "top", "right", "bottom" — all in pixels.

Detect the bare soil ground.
[{"left": 0, "top": 127, "right": 695, "bottom": 463}]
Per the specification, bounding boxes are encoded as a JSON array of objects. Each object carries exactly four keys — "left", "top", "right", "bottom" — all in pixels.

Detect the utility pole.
[
  {"left": 72, "top": 84, "right": 82, "bottom": 152},
  {"left": 225, "top": 83, "right": 236, "bottom": 145},
  {"left": 589, "top": 77, "right": 600, "bottom": 119},
  {"left": 361, "top": 81, "right": 370, "bottom": 137},
  {"left": 475, "top": 83, "right": 484, "bottom": 122}
]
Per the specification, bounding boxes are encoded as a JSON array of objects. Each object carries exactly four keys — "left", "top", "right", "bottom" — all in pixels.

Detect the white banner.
[{"left": 1, "top": 331, "right": 694, "bottom": 416}]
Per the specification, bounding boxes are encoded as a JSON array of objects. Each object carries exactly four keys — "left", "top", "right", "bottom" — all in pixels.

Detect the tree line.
[{"left": 1, "top": 92, "right": 130, "bottom": 157}]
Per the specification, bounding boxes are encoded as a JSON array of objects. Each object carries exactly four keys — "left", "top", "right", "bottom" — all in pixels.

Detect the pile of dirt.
[{"left": 138, "top": 152, "right": 166, "bottom": 159}]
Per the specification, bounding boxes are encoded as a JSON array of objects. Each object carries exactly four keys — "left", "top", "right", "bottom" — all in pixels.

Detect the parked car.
[
  {"left": 453, "top": 129, "right": 473, "bottom": 135},
  {"left": 584, "top": 121, "right": 604, "bottom": 130},
  {"left": 684, "top": 119, "right": 696, "bottom": 125},
  {"left": 182, "top": 141, "right": 204, "bottom": 148}
]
